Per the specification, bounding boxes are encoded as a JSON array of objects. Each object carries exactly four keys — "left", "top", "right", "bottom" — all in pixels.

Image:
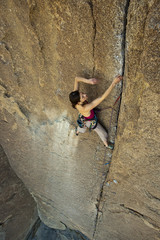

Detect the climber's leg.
[
  {"left": 93, "top": 123, "right": 108, "bottom": 146},
  {"left": 76, "top": 125, "right": 87, "bottom": 135}
]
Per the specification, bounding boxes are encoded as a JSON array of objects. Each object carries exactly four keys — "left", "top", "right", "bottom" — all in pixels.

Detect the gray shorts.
[{"left": 77, "top": 122, "right": 108, "bottom": 143}]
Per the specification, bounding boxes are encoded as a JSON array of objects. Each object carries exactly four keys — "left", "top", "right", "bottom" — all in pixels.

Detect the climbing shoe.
[
  {"left": 106, "top": 142, "right": 114, "bottom": 150},
  {"left": 75, "top": 127, "right": 79, "bottom": 136}
]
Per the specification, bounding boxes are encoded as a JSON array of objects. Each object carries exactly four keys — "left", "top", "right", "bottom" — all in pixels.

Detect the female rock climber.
[{"left": 69, "top": 75, "right": 123, "bottom": 149}]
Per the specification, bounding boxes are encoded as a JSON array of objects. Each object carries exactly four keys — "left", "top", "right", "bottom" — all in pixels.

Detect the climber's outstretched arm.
[
  {"left": 82, "top": 76, "right": 123, "bottom": 112},
  {"left": 73, "top": 77, "right": 98, "bottom": 91}
]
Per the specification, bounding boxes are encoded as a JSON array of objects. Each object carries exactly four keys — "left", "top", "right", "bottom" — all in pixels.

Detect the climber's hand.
[
  {"left": 113, "top": 75, "right": 123, "bottom": 85},
  {"left": 88, "top": 78, "right": 99, "bottom": 85}
]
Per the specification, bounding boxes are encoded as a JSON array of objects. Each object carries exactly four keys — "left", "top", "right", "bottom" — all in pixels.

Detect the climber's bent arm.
[
  {"left": 73, "top": 77, "right": 98, "bottom": 91},
  {"left": 73, "top": 77, "right": 80, "bottom": 91}
]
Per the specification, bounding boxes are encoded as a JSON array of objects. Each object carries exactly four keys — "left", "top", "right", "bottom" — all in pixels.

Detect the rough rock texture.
[
  {"left": 0, "top": 0, "right": 160, "bottom": 240},
  {"left": 0, "top": 144, "right": 38, "bottom": 240},
  {"left": 94, "top": 0, "right": 160, "bottom": 239},
  {"left": 27, "top": 219, "right": 89, "bottom": 240}
]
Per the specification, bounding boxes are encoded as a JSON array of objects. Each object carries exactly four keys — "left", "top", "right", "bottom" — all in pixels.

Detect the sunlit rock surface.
[{"left": 0, "top": 0, "right": 159, "bottom": 239}]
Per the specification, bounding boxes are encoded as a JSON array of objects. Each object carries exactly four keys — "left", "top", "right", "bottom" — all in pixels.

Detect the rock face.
[
  {"left": 94, "top": 1, "right": 160, "bottom": 240},
  {"left": 27, "top": 219, "right": 89, "bottom": 240},
  {"left": 0, "top": 0, "right": 159, "bottom": 240},
  {"left": 0, "top": 145, "right": 37, "bottom": 240}
]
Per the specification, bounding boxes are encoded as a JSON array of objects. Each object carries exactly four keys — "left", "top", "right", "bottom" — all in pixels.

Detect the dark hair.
[{"left": 69, "top": 90, "right": 80, "bottom": 109}]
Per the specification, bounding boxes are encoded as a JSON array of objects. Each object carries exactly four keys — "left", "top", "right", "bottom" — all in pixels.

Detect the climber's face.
[{"left": 80, "top": 92, "right": 88, "bottom": 102}]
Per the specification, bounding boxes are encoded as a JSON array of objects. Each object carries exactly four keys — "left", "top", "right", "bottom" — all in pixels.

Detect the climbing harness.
[
  {"left": 77, "top": 110, "right": 98, "bottom": 131},
  {"left": 76, "top": 93, "right": 122, "bottom": 135},
  {"left": 77, "top": 114, "right": 85, "bottom": 128}
]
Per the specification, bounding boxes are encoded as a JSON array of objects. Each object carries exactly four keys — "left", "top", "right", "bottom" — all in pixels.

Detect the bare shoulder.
[
  {"left": 76, "top": 104, "right": 90, "bottom": 116},
  {"left": 76, "top": 104, "right": 83, "bottom": 112}
]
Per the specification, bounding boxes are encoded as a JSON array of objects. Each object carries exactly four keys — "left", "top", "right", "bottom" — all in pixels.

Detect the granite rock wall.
[
  {"left": 0, "top": 0, "right": 159, "bottom": 239},
  {"left": 0, "top": 145, "right": 37, "bottom": 240}
]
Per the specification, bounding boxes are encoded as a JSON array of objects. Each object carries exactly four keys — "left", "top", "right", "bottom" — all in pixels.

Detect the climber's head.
[
  {"left": 69, "top": 91, "right": 88, "bottom": 108},
  {"left": 69, "top": 90, "right": 80, "bottom": 109},
  {"left": 79, "top": 92, "right": 88, "bottom": 102}
]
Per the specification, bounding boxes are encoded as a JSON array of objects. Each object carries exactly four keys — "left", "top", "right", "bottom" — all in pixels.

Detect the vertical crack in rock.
[
  {"left": 115, "top": 0, "right": 131, "bottom": 131},
  {"left": 93, "top": 1, "right": 131, "bottom": 238},
  {"left": 121, "top": 0, "right": 130, "bottom": 76},
  {"left": 93, "top": 161, "right": 109, "bottom": 238},
  {"left": 88, "top": 0, "right": 96, "bottom": 76}
]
